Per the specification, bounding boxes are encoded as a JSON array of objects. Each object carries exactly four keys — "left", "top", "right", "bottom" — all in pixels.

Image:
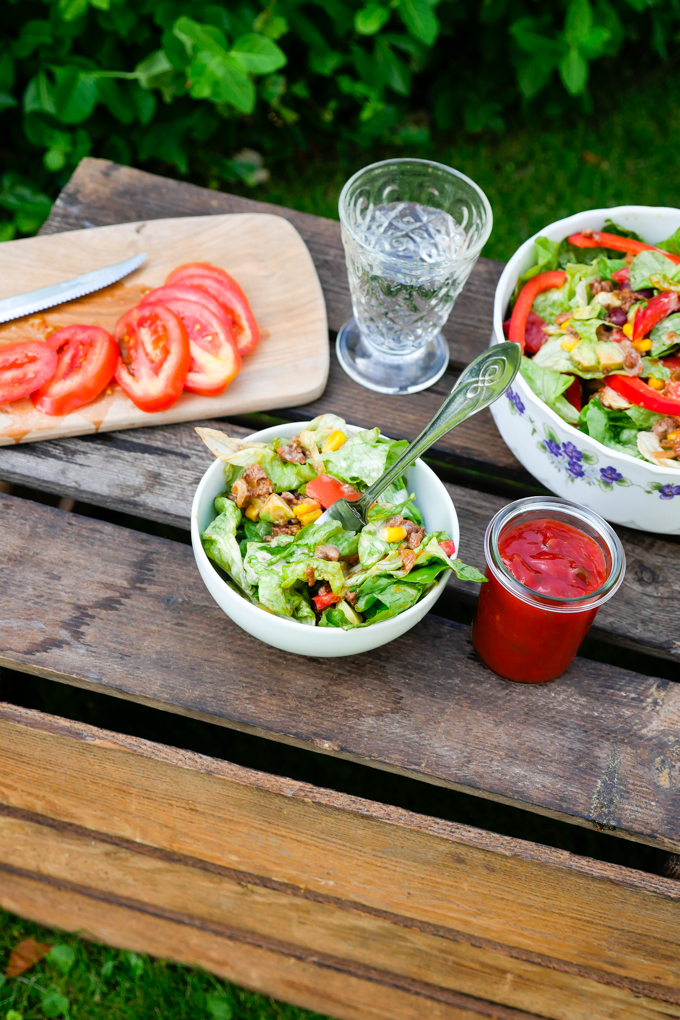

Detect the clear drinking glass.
[{"left": 337, "top": 158, "right": 492, "bottom": 395}]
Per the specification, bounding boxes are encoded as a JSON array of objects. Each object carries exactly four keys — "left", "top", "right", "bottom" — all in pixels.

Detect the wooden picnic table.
[{"left": 0, "top": 157, "right": 679, "bottom": 1020}]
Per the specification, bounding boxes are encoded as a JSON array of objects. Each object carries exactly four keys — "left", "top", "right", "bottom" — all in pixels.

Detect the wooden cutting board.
[{"left": 0, "top": 214, "right": 329, "bottom": 445}]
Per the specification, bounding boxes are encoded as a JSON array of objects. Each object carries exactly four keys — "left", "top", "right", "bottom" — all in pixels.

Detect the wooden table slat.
[
  {"left": 2, "top": 491, "right": 679, "bottom": 853},
  {"left": 0, "top": 419, "right": 677, "bottom": 663}
]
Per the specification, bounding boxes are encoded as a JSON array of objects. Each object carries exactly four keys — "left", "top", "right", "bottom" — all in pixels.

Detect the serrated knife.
[{"left": 0, "top": 253, "right": 147, "bottom": 324}]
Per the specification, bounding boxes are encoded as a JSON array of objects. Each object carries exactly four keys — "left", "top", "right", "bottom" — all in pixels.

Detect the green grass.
[
  {"left": 0, "top": 910, "right": 328, "bottom": 1020},
  {"left": 243, "top": 69, "right": 680, "bottom": 264}
]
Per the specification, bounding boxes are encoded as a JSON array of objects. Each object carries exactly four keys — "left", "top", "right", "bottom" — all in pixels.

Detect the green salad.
[
  {"left": 506, "top": 220, "right": 680, "bottom": 468},
  {"left": 197, "top": 415, "right": 484, "bottom": 629}
]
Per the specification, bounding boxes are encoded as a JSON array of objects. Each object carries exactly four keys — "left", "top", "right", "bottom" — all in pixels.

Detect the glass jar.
[{"left": 472, "top": 496, "right": 625, "bottom": 683}]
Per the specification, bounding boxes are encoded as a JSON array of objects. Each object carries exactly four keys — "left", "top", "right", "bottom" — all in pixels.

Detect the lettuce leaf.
[
  {"left": 201, "top": 499, "right": 251, "bottom": 593},
  {"left": 322, "top": 428, "right": 408, "bottom": 487},
  {"left": 280, "top": 557, "right": 346, "bottom": 594},
  {"left": 650, "top": 312, "right": 680, "bottom": 358},
  {"left": 629, "top": 250, "right": 678, "bottom": 290},
  {"left": 519, "top": 357, "right": 579, "bottom": 424},
  {"left": 657, "top": 226, "right": 680, "bottom": 256},
  {"left": 577, "top": 397, "right": 664, "bottom": 458}
]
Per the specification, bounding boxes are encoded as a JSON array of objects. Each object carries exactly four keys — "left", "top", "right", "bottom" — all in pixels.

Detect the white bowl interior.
[{"left": 191, "top": 421, "right": 460, "bottom": 656}]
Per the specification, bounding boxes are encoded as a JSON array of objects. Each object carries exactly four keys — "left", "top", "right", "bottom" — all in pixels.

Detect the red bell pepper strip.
[
  {"left": 439, "top": 539, "right": 456, "bottom": 557},
  {"left": 607, "top": 374, "right": 680, "bottom": 415},
  {"left": 509, "top": 271, "right": 567, "bottom": 353},
  {"left": 566, "top": 377, "right": 581, "bottom": 412},
  {"left": 611, "top": 266, "right": 630, "bottom": 286},
  {"left": 312, "top": 590, "right": 342, "bottom": 612},
  {"left": 632, "top": 291, "right": 680, "bottom": 342},
  {"left": 568, "top": 231, "right": 680, "bottom": 265},
  {"left": 663, "top": 355, "right": 680, "bottom": 372},
  {"left": 305, "top": 474, "right": 361, "bottom": 509}
]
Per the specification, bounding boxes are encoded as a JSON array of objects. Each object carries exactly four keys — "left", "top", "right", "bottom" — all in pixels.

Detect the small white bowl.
[
  {"left": 491, "top": 205, "right": 680, "bottom": 535},
  {"left": 191, "top": 421, "right": 460, "bottom": 656}
]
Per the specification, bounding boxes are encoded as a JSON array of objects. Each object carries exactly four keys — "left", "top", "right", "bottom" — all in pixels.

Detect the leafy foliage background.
[{"left": 1, "top": 0, "right": 678, "bottom": 239}]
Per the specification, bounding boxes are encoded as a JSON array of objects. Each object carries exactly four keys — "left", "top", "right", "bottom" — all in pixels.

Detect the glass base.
[{"left": 336, "top": 319, "right": 449, "bottom": 395}]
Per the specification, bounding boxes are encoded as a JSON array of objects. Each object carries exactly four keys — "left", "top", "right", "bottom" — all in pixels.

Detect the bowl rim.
[
  {"left": 191, "top": 419, "right": 460, "bottom": 636},
  {"left": 492, "top": 204, "right": 680, "bottom": 477}
]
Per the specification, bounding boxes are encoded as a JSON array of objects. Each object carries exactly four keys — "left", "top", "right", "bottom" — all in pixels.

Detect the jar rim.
[
  {"left": 484, "top": 496, "right": 626, "bottom": 613},
  {"left": 338, "top": 157, "right": 493, "bottom": 265}
]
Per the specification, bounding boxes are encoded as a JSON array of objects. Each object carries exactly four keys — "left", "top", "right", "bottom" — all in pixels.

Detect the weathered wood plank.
[
  {"left": 0, "top": 421, "right": 677, "bottom": 662},
  {"left": 4, "top": 812, "right": 677, "bottom": 1020},
  {"left": 0, "top": 704, "right": 678, "bottom": 1014},
  {"left": 1, "top": 494, "right": 679, "bottom": 852},
  {"left": 43, "top": 158, "right": 503, "bottom": 369}
]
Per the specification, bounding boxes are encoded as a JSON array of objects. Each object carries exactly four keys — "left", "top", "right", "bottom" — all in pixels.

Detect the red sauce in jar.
[{"left": 472, "top": 517, "right": 608, "bottom": 683}]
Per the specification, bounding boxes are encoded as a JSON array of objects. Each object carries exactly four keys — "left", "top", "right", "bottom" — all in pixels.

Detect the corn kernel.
[
  {"left": 647, "top": 376, "right": 665, "bottom": 391},
  {"left": 293, "top": 499, "right": 321, "bottom": 520},
  {"left": 244, "top": 502, "right": 262, "bottom": 521},
  {"left": 632, "top": 338, "right": 652, "bottom": 352},
  {"left": 322, "top": 430, "right": 346, "bottom": 453},
  {"left": 622, "top": 322, "right": 634, "bottom": 339},
  {"left": 560, "top": 337, "right": 579, "bottom": 352},
  {"left": 667, "top": 429, "right": 680, "bottom": 442},
  {"left": 383, "top": 526, "right": 407, "bottom": 543},
  {"left": 298, "top": 509, "right": 322, "bottom": 527}
]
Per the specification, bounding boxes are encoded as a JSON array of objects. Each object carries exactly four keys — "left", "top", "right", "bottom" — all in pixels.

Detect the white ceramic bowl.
[
  {"left": 491, "top": 205, "right": 680, "bottom": 535},
  {"left": 191, "top": 421, "right": 460, "bottom": 656}
]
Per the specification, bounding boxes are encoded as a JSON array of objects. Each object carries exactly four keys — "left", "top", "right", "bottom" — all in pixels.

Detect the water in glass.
[{"left": 346, "top": 200, "right": 468, "bottom": 355}]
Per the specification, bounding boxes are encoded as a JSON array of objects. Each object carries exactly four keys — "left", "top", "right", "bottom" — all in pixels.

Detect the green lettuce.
[
  {"left": 629, "top": 250, "right": 678, "bottom": 290},
  {"left": 201, "top": 498, "right": 250, "bottom": 593},
  {"left": 641, "top": 358, "right": 670, "bottom": 381},
  {"left": 322, "top": 428, "right": 408, "bottom": 487},
  {"left": 520, "top": 357, "right": 579, "bottom": 424},
  {"left": 577, "top": 397, "right": 664, "bottom": 458},
  {"left": 649, "top": 312, "right": 680, "bottom": 358},
  {"left": 281, "top": 557, "right": 346, "bottom": 594},
  {"left": 658, "top": 226, "right": 680, "bottom": 256},
  {"left": 257, "top": 573, "right": 316, "bottom": 624}
]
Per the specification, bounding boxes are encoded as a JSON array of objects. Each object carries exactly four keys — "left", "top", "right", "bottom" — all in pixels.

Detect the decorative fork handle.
[{"left": 356, "top": 342, "right": 521, "bottom": 516}]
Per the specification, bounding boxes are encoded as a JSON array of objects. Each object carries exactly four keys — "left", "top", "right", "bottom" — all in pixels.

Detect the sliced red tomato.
[
  {"left": 31, "top": 325, "right": 119, "bottom": 417},
  {"left": 439, "top": 539, "right": 456, "bottom": 557},
  {"left": 305, "top": 474, "right": 361, "bottom": 509},
  {"left": 165, "top": 263, "right": 259, "bottom": 356},
  {"left": 565, "top": 376, "right": 582, "bottom": 412},
  {"left": 312, "top": 590, "right": 342, "bottom": 612},
  {"left": 611, "top": 266, "right": 630, "bottom": 286},
  {"left": 662, "top": 355, "right": 680, "bottom": 372},
  {"left": 114, "top": 303, "right": 190, "bottom": 413},
  {"left": 140, "top": 286, "right": 240, "bottom": 396},
  {"left": 632, "top": 291, "right": 680, "bottom": 342},
  {"left": 0, "top": 341, "right": 57, "bottom": 403}
]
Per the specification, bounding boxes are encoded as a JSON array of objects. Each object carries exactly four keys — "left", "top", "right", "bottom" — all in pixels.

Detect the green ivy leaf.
[
  {"left": 58, "top": 0, "right": 88, "bottom": 21},
  {"left": 135, "top": 51, "right": 175, "bottom": 101},
  {"left": 188, "top": 50, "right": 256, "bottom": 113},
  {"left": 252, "top": 11, "right": 289, "bottom": 40},
  {"left": 13, "top": 20, "right": 52, "bottom": 59},
  {"left": 46, "top": 945, "right": 76, "bottom": 975},
  {"left": 509, "top": 18, "right": 562, "bottom": 56},
  {"left": 131, "top": 82, "right": 156, "bottom": 124},
  {"left": 0, "top": 93, "right": 17, "bottom": 112},
  {"left": 564, "top": 0, "right": 594, "bottom": 46},
  {"left": 559, "top": 44, "right": 588, "bottom": 94},
  {"left": 397, "top": 0, "right": 439, "bottom": 46},
  {"left": 514, "top": 51, "right": 559, "bottom": 99},
  {"left": 24, "top": 72, "right": 56, "bottom": 116},
  {"left": 97, "top": 78, "right": 135, "bottom": 123},
  {"left": 355, "top": 4, "right": 391, "bottom": 35},
  {"left": 53, "top": 66, "right": 99, "bottom": 124},
  {"left": 173, "top": 17, "right": 228, "bottom": 56},
  {"left": 89, "top": 0, "right": 111, "bottom": 9},
  {"left": 230, "top": 35, "right": 286, "bottom": 75}
]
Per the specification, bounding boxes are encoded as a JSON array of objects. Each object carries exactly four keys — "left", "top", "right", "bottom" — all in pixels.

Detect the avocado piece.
[
  {"left": 337, "top": 599, "right": 362, "bottom": 626},
  {"left": 259, "top": 493, "right": 296, "bottom": 524},
  {"left": 570, "top": 339, "right": 599, "bottom": 370},
  {"left": 595, "top": 341, "right": 625, "bottom": 371}
]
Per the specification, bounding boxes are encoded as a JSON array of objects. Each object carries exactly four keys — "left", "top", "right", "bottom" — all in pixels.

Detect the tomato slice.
[
  {"left": 114, "top": 303, "right": 190, "bottom": 413},
  {"left": 305, "top": 474, "right": 361, "bottom": 509},
  {"left": 31, "top": 325, "right": 119, "bottom": 416},
  {"left": 0, "top": 341, "right": 57, "bottom": 403},
  {"left": 165, "top": 263, "right": 259, "bottom": 356},
  {"left": 439, "top": 539, "right": 456, "bottom": 557},
  {"left": 140, "top": 285, "right": 240, "bottom": 396},
  {"left": 312, "top": 590, "right": 342, "bottom": 612}
]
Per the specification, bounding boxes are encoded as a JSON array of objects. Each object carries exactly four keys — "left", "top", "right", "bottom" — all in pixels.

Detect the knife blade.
[{"left": 0, "top": 253, "right": 147, "bottom": 324}]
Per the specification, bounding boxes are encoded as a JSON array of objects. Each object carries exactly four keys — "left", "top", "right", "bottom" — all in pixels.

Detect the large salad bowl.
[
  {"left": 491, "top": 206, "right": 680, "bottom": 534},
  {"left": 192, "top": 421, "right": 460, "bottom": 656}
]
